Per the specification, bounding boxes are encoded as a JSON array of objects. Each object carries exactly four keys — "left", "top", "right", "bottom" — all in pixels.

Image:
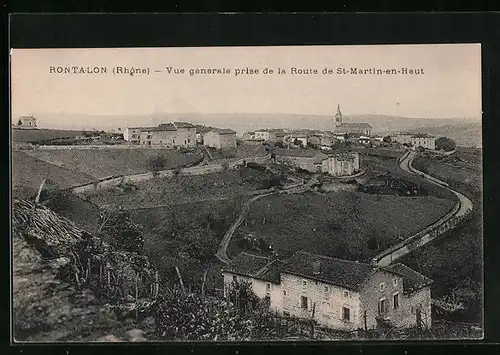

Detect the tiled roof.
[
  {"left": 339, "top": 123, "right": 372, "bottom": 129},
  {"left": 174, "top": 121, "right": 196, "bottom": 129},
  {"left": 213, "top": 128, "right": 237, "bottom": 135},
  {"left": 223, "top": 252, "right": 281, "bottom": 284},
  {"left": 280, "top": 251, "right": 377, "bottom": 291},
  {"left": 158, "top": 123, "right": 177, "bottom": 131},
  {"left": 382, "top": 263, "right": 433, "bottom": 294},
  {"left": 411, "top": 133, "right": 435, "bottom": 138}
]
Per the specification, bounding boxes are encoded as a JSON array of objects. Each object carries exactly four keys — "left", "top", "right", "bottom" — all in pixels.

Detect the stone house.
[
  {"left": 321, "top": 152, "right": 360, "bottom": 176},
  {"left": 410, "top": 134, "right": 436, "bottom": 150},
  {"left": 275, "top": 149, "right": 328, "bottom": 173},
  {"left": 242, "top": 132, "right": 256, "bottom": 141},
  {"left": 203, "top": 128, "right": 237, "bottom": 149},
  {"left": 14, "top": 115, "right": 37, "bottom": 129},
  {"left": 223, "top": 251, "right": 433, "bottom": 331},
  {"left": 124, "top": 122, "right": 196, "bottom": 148},
  {"left": 276, "top": 149, "right": 360, "bottom": 176},
  {"left": 223, "top": 252, "right": 283, "bottom": 313}
]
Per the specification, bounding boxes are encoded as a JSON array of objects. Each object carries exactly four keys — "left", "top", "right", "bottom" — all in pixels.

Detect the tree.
[
  {"left": 149, "top": 154, "right": 167, "bottom": 171},
  {"left": 436, "top": 137, "right": 456, "bottom": 152},
  {"left": 98, "top": 208, "right": 145, "bottom": 254}
]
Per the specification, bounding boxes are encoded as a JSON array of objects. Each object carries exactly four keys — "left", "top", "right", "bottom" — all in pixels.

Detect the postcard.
[{"left": 10, "top": 44, "right": 483, "bottom": 342}]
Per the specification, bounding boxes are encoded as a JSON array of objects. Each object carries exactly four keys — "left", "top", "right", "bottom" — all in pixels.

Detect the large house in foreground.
[
  {"left": 275, "top": 148, "right": 360, "bottom": 176},
  {"left": 123, "top": 122, "right": 196, "bottom": 148},
  {"left": 223, "top": 251, "right": 433, "bottom": 331}
]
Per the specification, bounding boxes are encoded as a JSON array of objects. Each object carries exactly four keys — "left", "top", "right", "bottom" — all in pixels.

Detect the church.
[{"left": 332, "top": 105, "right": 372, "bottom": 136}]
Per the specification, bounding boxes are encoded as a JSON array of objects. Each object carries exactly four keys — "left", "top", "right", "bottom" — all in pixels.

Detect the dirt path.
[
  {"left": 374, "top": 150, "right": 473, "bottom": 266},
  {"left": 215, "top": 191, "right": 278, "bottom": 264},
  {"left": 215, "top": 175, "right": 319, "bottom": 264}
]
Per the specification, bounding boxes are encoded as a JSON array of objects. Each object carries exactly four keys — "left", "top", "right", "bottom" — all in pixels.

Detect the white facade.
[
  {"left": 411, "top": 136, "right": 436, "bottom": 150},
  {"left": 254, "top": 131, "right": 270, "bottom": 141}
]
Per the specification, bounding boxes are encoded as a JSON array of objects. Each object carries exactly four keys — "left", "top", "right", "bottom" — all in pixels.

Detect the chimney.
[{"left": 312, "top": 260, "right": 321, "bottom": 275}]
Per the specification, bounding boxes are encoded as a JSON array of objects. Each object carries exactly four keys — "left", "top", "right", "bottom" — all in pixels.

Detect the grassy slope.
[
  {"left": 400, "top": 150, "right": 483, "bottom": 323},
  {"left": 24, "top": 148, "right": 202, "bottom": 179},
  {"left": 12, "top": 151, "right": 96, "bottom": 198},
  {"left": 12, "top": 129, "right": 86, "bottom": 143},
  {"left": 236, "top": 191, "right": 455, "bottom": 262},
  {"left": 84, "top": 168, "right": 268, "bottom": 208}
]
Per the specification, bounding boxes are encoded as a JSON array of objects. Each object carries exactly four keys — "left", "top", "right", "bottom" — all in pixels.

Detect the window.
[
  {"left": 283, "top": 290, "right": 287, "bottom": 296},
  {"left": 378, "top": 298, "right": 388, "bottom": 315},
  {"left": 411, "top": 307, "right": 415, "bottom": 314},
  {"left": 302, "top": 280, "right": 307, "bottom": 286},
  {"left": 342, "top": 307, "right": 351, "bottom": 322},
  {"left": 393, "top": 278, "right": 398, "bottom": 286},
  {"left": 232, "top": 276, "right": 237, "bottom": 283},
  {"left": 324, "top": 286, "right": 329, "bottom": 292},
  {"left": 300, "top": 296, "right": 308, "bottom": 309},
  {"left": 147, "top": 135, "right": 152, "bottom": 139},
  {"left": 393, "top": 293, "right": 399, "bottom": 309},
  {"left": 380, "top": 282, "right": 385, "bottom": 291},
  {"left": 343, "top": 291, "right": 349, "bottom": 298},
  {"left": 266, "top": 283, "right": 271, "bottom": 292},
  {"left": 188, "top": 139, "right": 191, "bottom": 143}
]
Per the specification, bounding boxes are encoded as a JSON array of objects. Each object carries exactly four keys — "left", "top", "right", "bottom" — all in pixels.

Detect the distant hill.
[
  {"left": 381, "top": 123, "right": 482, "bottom": 148},
  {"left": 29, "top": 112, "right": 479, "bottom": 139}
]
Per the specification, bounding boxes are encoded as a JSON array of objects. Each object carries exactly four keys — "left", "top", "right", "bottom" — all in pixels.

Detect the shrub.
[{"left": 149, "top": 154, "right": 167, "bottom": 171}]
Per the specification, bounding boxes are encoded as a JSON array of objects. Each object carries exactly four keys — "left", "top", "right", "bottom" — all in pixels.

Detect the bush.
[
  {"left": 436, "top": 137, "right": 457, "bottom": 152},
  {"left": 149, "top": 154, "right": 167, "bottom": 171}
]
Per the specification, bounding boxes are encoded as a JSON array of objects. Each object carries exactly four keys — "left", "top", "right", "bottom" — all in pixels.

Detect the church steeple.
[{"left": 334, "top": 104, "right": 342, "bottom": 127}]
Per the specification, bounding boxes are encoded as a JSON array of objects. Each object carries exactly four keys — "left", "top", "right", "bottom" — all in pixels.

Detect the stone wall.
[{"left": 281, "top": 273, "right": 361, "bottom": 331}]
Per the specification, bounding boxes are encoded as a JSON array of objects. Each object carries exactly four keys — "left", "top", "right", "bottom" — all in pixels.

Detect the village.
[{"left": 11, "top": 103, "right": 482, "bottom": 342}]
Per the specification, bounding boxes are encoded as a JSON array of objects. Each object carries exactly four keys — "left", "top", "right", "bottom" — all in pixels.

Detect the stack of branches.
[{"left": 12, "top": 199, "right": 161, "bottom": 319}]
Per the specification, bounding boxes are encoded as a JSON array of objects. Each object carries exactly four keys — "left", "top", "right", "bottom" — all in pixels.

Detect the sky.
[{"left": 10, "top": 44, "right": 482, "bottom": 120}]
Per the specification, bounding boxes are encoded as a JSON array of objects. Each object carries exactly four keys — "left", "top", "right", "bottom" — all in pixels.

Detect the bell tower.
[{"left": 334, "top": 104, "right": 342, "bottom": 127}]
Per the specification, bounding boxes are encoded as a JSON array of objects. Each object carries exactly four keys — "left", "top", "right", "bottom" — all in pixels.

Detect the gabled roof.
[
  {"left": 382, "top": 263, "right": 434, "bottom": 294},
  {"left": 173, "top": 121, "right": 195, "bottom": 129},
  {"left": 338, "top": 123, "right": 372, "bottom": 129},
  {"left": 158, "top": 123, "right": 177, "bottom": 131},
  {"left": 223, "top": 252, "right": 281, "bottom": 284},
  {"left": 280, "top": 251, "right": 377, "bottom": 291},
  {"left": 211, "top": 128, "right": 236, "bottom": 135},
  {"left": 411, "top": 133, "right": 435, "bottom": 138}
]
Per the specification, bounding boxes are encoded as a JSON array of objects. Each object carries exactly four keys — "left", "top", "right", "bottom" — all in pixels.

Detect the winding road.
[
  {"left": 374, "top": 150, "right": 473, "bottom": 266},
  {"left": 215, "top": 175, "right": 319, "bottom": 264}
]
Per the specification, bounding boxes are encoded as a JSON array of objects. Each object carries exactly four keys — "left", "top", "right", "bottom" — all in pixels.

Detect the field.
[
  {"left": 229, "top": 190, "right": 456, "bottom": 262},
  {"left": 401, "top": 149, "right": 483, "bottom": 323},
  {"left": 24, "top": 148, "right": 203, "bottom": 179},
  {"left": 12, "top": 129, "right": 86, "bottom": 143},
  {"left": 207, "top": 144, "right": 268, "bottom": 160},
  {"left": 84, "top": 168, "right": 269, "bottom": 209},
  {"left": 12, "top": 151, "right": 96, "bottom": 199}
]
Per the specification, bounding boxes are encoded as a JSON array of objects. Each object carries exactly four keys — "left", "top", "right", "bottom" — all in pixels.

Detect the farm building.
[
  {"left": 410, "top": 134, "right": 436, "bottom": 150},
  {"left": 322, "top": 152, "right": 360, "bottom": 176},
  {"left": 242, "top": 132, "right": 256, "bottom": 141},
  {"left": 254, "top": 129, "right": 288, "bottom": 142},
  {"left": 123, "top": 121, "right": 196, "bottom": 148},
  {"left": 275, "top": 149, "right": 328, "bottom": 172},
  {"left": 223, "top": 251, "right": 433, "bottom": 331},
  {"left": 14, "top": 115, "right": 38, "bottom": 129},
  {"left": 275, "top": 149, "right": 360, "bottom": 176},
  {"left": 203, "top": 128, "right": 237, "bottom": 149},
  {"left": 333, "top": 105, "right": 372, "bottom": 136}
]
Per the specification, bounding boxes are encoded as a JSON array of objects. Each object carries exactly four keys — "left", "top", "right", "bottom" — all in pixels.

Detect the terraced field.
[{"left": 24, "top": 148, "right": 203, "bottom": 179}]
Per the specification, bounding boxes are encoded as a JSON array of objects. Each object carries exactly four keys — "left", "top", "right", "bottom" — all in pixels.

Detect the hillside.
[
  {"left": 30, "top": 112, "right": 477, "bottom": 136},
  {"left": 384, "top": 123, "right": 482, "bottom": 148}
]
